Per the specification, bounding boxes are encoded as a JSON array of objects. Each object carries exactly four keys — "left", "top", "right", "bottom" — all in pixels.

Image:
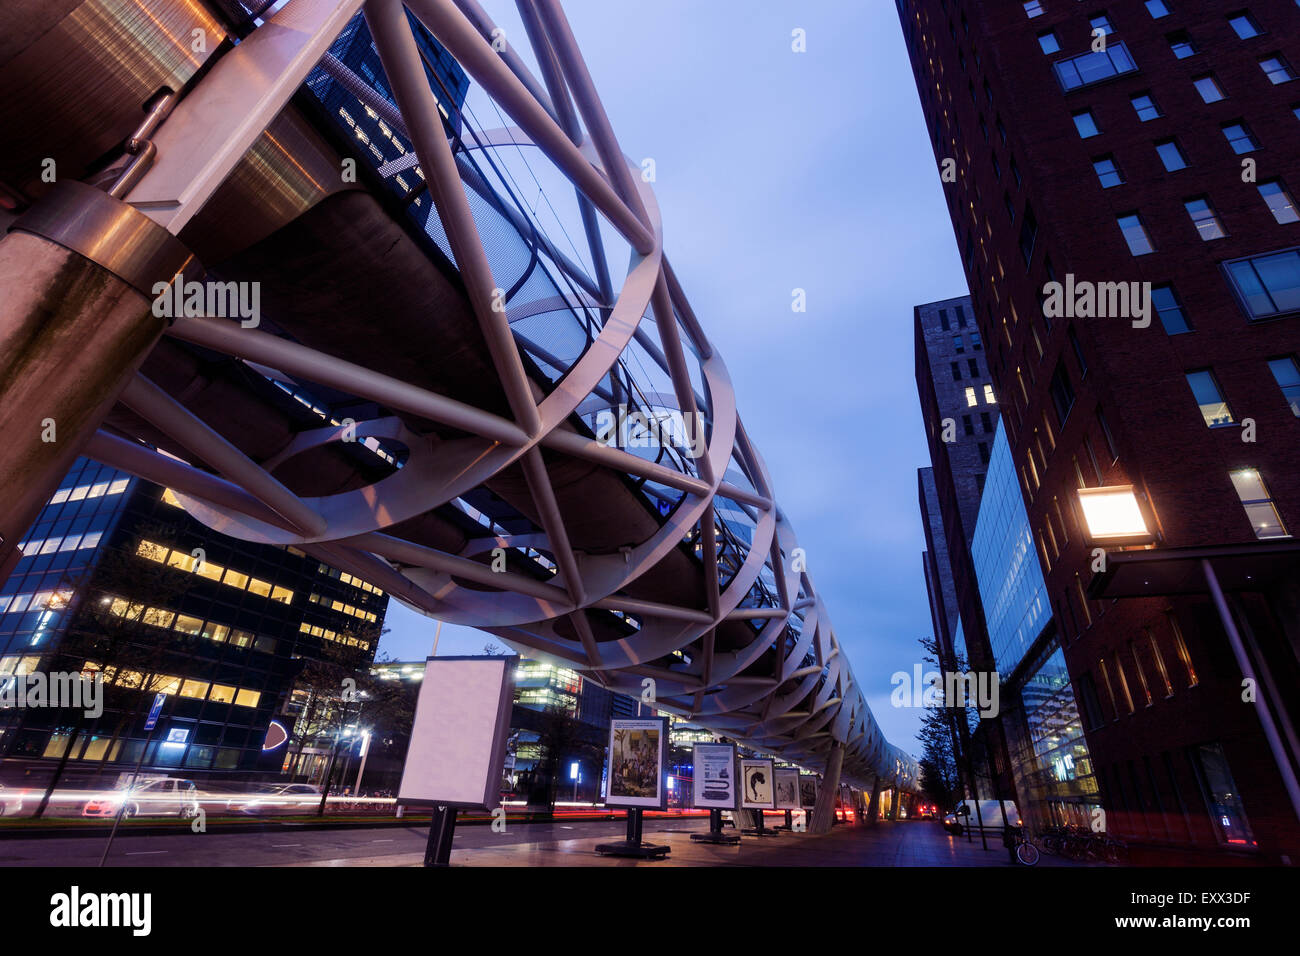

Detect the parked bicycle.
[{"left": 1039, "top": 824, "right": 1126, "bottom": 864}]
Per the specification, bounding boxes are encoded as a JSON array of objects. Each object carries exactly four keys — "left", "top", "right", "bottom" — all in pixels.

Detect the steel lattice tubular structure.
[{"left": 0, "top": 0, "right": 918, "bottom": 797}]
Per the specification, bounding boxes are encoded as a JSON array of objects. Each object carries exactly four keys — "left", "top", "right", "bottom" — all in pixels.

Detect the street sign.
[{"left": 144, "top": 692, "right": 166, "bottom": 731}]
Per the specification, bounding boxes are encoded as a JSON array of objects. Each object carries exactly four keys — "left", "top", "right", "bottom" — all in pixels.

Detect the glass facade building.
[
  {"left": 1006, "top": 644, "right": 1100, "bottom": 829},
  {"left": 970, "top": 423, "right": 1049, "bottom": 677},
  {"left": 968, "top": 423, "right": 1097, "bottom": 830},
  {"left": 0, "top": 458, "right": 388, "bottom": 786}
]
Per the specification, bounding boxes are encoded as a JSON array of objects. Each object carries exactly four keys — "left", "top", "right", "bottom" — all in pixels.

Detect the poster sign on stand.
[
  {"left": 691, "top": 742, "right": 737, "bottom": 809},
  {"left": 774, "top": 769, "right": 800, "bottom": 809},
  {"left": 690, "top": 741, "right": 741, "bottom": 845},
  {"left": 597, "top": 717, "right": 670, "bottom": 858},
  {"left": 396, "top": 656, "right": 517, "bottom": 867}
]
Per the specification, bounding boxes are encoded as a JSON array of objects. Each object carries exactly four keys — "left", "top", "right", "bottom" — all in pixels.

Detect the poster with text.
[
  {"left": 740, "top": 758, "right": 776, "bottom": 809},
  {"left": 605, "top": 717, "right": 667, "bottom": 809},
  {"left": 691, "top": 742, "right": 737, "bottom": 809},
  {"left": 774, "top": 768, "right": 801, "bottom": 809}
]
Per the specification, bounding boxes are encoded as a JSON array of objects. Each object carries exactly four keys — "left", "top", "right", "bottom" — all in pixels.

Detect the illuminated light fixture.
[{"left": 1077, "top": 484, "right": 1152, "bottom": 541}]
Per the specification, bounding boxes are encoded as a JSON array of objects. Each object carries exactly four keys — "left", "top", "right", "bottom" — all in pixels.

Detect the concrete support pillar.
[
  {"left": 866, "top": 778, "right": 881, "bottom": 826},
  {"left": 809, "top": 740, "right": 845, "bottom": 834},
  {"left": 0, "top": 182, "right": 198, "bottom": 574}
]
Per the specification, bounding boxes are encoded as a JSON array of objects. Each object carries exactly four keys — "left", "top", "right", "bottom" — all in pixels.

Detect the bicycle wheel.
[{"left": 1017, "top": 841, "right": 1040, "bottom": 866}]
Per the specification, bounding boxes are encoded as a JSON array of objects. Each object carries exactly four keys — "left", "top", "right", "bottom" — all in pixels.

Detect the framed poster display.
[
  {"left": 691, "top": 742, "right": 737, "bottom": 809},
  {"left": 739, "top": 758, "right": 776, "bottom": 809},
  {"left": 605, "top": 717, "right": 668, "bottom": 810},
  {"left": 799, "top": 774, "right": 819, "bottom": 809},
  {"left": 396, "top": 656, "right": 516, "bottom": 810},
  {"left": 774, "top": 768, "right": 801, "bottom": 809}
]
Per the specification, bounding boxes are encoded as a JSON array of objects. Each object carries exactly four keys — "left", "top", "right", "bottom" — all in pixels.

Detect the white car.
[
  {"left": 82, "top": 778, "right": 200, "bottom": 819},
  {"left": 0, "top": 784, "right": 25, "bottom": 817}
]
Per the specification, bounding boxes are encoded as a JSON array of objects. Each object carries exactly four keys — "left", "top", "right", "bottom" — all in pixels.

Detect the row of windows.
[
  {"left": 136, "top": 539, "right": 295, "bottom": 605},
  {"left": 84, "top": 660, "right": 262, "bottom": 709},
  {"left": 47, "top": 478, "right": 130, "bottom": 506},
  {"left": 1073, "top": 614, "right": 1197, "bottom": 725},
  {"left": 14, "top": 530, "right": 103, "bottom": 557},
  {"left": 102, "top": 595, "right": 274, "bottom": 652},
  {"left": 316, "top": 562, "right": 384, "bottom": 597},
  {"left": 1185, "top": 358, "right": 1300, "bottom": 427},
  {"left": 306, "top": 592, "right": 378, "bottom": 623},
  {"left": 297, "top": 621, "right": 372, "bottom": 650},
  {"left": 964, "top": 383, "right": 998, "bottom": 407},
  {"left": 950, "top": 357, "right": 983, "bottom": 381},
  {"left": 0, "top": 588, "right": 72, "bottom": 616},
  {"left": 1112, "top": 235, "right": 1300, "bottom": 326}
]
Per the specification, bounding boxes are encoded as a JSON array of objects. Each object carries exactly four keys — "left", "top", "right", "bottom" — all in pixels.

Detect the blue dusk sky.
[{"left": 377, "top": 0, "right": 970, "bottom": 756}]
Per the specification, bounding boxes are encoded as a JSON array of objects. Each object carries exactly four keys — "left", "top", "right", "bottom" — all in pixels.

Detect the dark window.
[
  {"left": 939, "top": 308, "right": 950, "bottom": 331},
  {"left": 1155, "top": 139, "right": 1187, "bottom": 171},
  {"left": 1050, "top": 360, "right": 1076, "bottom": 424},
  {"left": 1097, "top": 407, "right": 1119, "bottom": 460},
  {"left": 1131, "top": 92, "right": 1161, "bottom": 121},
  {"left": 1073, "top": 110, "right": 1100, "bottom": 138},
  {"left": 981, "top": 412, "right": 993, "bottom": 433},
  {"left": 1153, "top": 283, "right": 1192, "bottom": 333},
  {"left": 1068, "top": 325, "right": 1088, "bottom": 376},
  {"left": 963, "top": 415, "right": 975, "bottom": 436},
  {"left": 978, "top": 441, "right": 990, "bottom": 464},
  {"left": 1223, "top": 247, "right": 1300, "bottom": 320},
  {"left": 1019, "top": 205, "right": 1039, "bottom": 265},
  {"left": 1222, "top": 121, "right": 1258, "bottom": 154},
  {"left": 1259, "top": 54, "right": 1295, "bottom": 84},
  {"left": 1093, "top": 155, "right": 1123, "bottom": 188},
  {"left": 951, "top": 361, "right": 962, "bottom": 381},
  {"left": 1267, "top": 356, "right": 1300, "bottom": 416},
  {"left": 1168, "top": 31, "right": 1196, "bottom": 59},
  {"left": 968, "top": 358, "right": 980, "bottom": 377},
  {"left": 1054, "top": 42, "right": 1137, "bottom": 92}
]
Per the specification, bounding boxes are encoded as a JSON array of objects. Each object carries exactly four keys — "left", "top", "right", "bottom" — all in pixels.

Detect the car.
[
  {"left": 0, "top": 784, "right": 25, "bottom": 817},
  {"left": 81, "top": 777, "right": 200, "bottom": 819},
  {"left": 943, "top": 799, "right": 1021, "bottom": 835},
  {"left": 225, "top": 783, "right": 322, "bottom": 815}
]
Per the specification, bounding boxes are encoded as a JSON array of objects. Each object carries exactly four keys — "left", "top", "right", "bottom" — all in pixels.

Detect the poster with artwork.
[
  {"left": 691, "top": 742, "right": 737, "bottom": 809},
  {"left": 740, "top": 758, "right": 775, "bottom": 809},
  {"left": 799, "top": 774, "right": 819, "bottom": 809},
  {"left": 774, "top": 768, "right": 801, "bottom": 809},
  {"left": 605, "top": 717, "right": 667, "bottom": 809}
]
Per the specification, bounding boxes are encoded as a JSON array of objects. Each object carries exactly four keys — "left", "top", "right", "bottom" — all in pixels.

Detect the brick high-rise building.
[
  {"left": 916, "top": 295, "right": 1001, "bottom": 669},
  {"left": 898, "top": 0, "right": 1300, "bottom": 862},
  {"left": 915, "top": 295, "right": 1013, "bottom": 805}
]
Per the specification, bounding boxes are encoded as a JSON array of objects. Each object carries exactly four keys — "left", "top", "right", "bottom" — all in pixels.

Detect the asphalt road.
[{"left": 0, "top": 816, "right": 713, "bottom": 867}]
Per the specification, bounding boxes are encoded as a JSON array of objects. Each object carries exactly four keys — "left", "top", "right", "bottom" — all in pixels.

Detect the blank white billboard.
[{"left": 397, "top": 656, "right": 516, "bottom": 811}]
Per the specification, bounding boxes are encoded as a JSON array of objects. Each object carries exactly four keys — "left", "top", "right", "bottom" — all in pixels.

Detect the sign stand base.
[
  {"left": 742, "top": 809, "right": 779, "bottom": 836},
  {"left": 774, "top": 809, "right": 797, "bottom": 831},
  {"left": 595, "top": 807, "right": 670, "bottom": 859},
  {"left": 423, "top": 805, "right": 458, "bottom": 867},
  {"left": 691, "top": 808, "right": 741, "bottom": 845}
]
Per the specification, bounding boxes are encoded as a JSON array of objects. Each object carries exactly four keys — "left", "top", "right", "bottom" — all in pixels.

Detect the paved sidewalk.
[{"left": 282, "top": 820, "right": 1090, "bottom": 867}]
